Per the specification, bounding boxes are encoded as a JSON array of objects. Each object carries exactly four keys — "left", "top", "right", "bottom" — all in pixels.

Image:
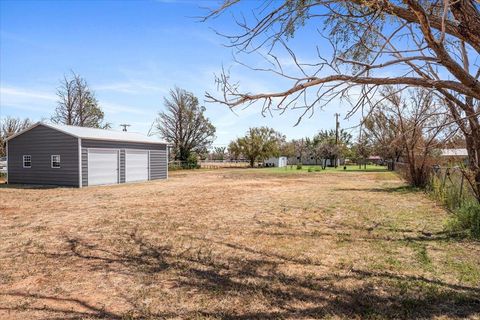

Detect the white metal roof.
[
  {"left": 7, "top": 122, "right": 168, "bottom": 144},
  {"left": 440, "top": 148, "right": 468, "bottom": 157}
]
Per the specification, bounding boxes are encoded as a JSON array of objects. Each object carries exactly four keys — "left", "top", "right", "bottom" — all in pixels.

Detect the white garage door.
[
  {"left": 126, "top": 150, "right": 149, "bottom": 182},
  {"left": 88, "top": 149, "right": 118, "bottom": 186}
]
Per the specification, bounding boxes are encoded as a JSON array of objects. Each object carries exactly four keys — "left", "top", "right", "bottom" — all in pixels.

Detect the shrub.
[
  {"left": 308, "top": 167, "right": 313, "bottom": 172},
  {"left": 296, "top": 164, "right": 302, "bottom": 170},
  {"left": 428, "top": 173, "right": 462, "bottom": 210},
  {"left": 182, "top": 153, "right": 199, "bottom": 169},
  {"left": 168, "top": 162, "right": 182, "bottom": 171},
  {"left": 446, "top": 202, "right": 480, "bottom": 239},
  {"left": 428, "top": 169, "right": 480, "bottom": 239}
]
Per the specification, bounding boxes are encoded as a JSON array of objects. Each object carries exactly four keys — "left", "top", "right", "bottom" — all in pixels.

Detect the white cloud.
[
  {"left": 95, "top": 81, "right": 166, "bottom": 95},
  {"left": 101, "top": 102, "right": 152, "bottom": 116},
  {"left": 0, "top": 85, "right": 154, "bottom": 122},
  {"left": 0, "top": 86, "right": 56, "bottom": 101},
  {"left": 0, "top": 86, "right": 56, "bottom": 117}
]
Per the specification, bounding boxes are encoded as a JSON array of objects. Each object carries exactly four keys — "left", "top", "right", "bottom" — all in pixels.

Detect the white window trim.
[
  {"left": 23, "top": 155, "right": 32, "bottom": 168},
  {"left": 51, "top": 155, "right": 61, "bottom": 168}
]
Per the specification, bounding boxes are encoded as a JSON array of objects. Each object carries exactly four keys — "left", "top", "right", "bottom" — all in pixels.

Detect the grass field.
[
  {"left": 0, "top": 169, "right": 479, "bottom": 319},
  {"left": 248, "top": 164, "right": 389, "bottom": 174}
]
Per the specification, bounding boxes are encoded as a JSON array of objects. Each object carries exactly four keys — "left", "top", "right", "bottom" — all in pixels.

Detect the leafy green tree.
[
  {"left": 363, "top": 109, "right": 403, "bottom": 164},
  {"left": 228, "top": 140, "right": 242, "bottom": 160},
  {"left": 292, "top": 138, "right": 309, "bottom": 164},
  {"left": 213, "top": 146, "right": 226, "bottom": 160},
  {"left": 313, "top": 129, "right": 352, "bottom": 167},
  {"left": 155, "top": 87, "right": 216, "bottom": 163},
  {"left": 279, "top": 140, "right": 296, "bottom": 159},
  {"left": 52, "top": 72, "right": 110, "bottom": 129},
  {"left": 352, "top": 136, "right": 372, "bottom": 169},
  {"left": 230, "top": 127, "right": 284, "bottom": 167}
]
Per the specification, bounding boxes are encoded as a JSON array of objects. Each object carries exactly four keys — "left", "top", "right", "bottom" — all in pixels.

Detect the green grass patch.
[
  {"left": 445, "top": 258, "right": 480, "bottom": 285},
  {"left": 427, "top": 171, "right": 480, "bottom": 239},
  {"left": 407, "top": 242, "right": 433, "bottom": 271},
  {"left": 446, "top": 202, "right": 480, "bottom": 239},
  {"left": 244, "top": 164, "right": 388, "bottom": 174}
]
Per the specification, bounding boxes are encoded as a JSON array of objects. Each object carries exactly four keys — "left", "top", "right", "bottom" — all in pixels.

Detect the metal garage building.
[{"left": 6, "top": 122, "right": 168, "bottom": 187}]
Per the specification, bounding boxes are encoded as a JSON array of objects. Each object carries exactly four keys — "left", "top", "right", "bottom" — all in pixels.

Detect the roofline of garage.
[{"left": 6, "top": 122, "right": 171, "bottom": 146}]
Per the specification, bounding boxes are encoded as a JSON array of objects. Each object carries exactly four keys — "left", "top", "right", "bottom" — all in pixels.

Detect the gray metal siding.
[
  {"left": 82, "top": 139, "right": 166, "bottom": 151},
  {"left": 78, "top": 139, "right": 167, "bottom": 186},
  {"left": 119, "top": 150, "right": 126, "bottom": 183},
  {"left": 150, "top": 150, "right": 167, "bottom": 180},
  {"left": 8, "top": 125, "right": 79, "bottom": 186},
  {"left": 82, "top": 148, "right": 88, "bottom": 186},
  {"left": 82, "top": 147, "right": 166, "bottom": 187}
]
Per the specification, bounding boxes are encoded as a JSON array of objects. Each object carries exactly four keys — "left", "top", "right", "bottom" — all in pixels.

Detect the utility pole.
[
  {"left": 334, "top": 113, "right": 340, "bottom": 168},
  {"left": 120, "top": 124, "right": 131, "bottom": 132}
]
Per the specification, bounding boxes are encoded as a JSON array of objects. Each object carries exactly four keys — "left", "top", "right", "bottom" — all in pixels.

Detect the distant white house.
[
  {"left": 287, "top": 155, "right": 343, "bottom": 166},
  {"left": 440, "top": 148, "right": 468, "bottom": 157},
  {"left": 264, "top": 156, "right": 288, "bottom": 167}
]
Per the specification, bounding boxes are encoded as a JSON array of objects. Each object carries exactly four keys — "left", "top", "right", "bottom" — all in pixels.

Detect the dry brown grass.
[{"left": 0, "top": 169, "right": 479, "bottom": 319}]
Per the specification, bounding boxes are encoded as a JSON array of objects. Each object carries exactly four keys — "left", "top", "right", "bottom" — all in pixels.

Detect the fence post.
[
  {"left": 442, "top": 168, "right": 448, "bottom": 189},
  {"left": 459, "top": 173, "right": 464, "bottom": 201}
]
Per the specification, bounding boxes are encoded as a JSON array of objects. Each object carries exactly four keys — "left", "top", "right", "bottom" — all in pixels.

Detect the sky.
[{"left": 0, "top": 0, "right": 361, "bottom": 147}]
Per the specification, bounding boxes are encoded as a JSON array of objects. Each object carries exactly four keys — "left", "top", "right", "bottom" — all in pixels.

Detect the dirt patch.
[{"left": 0, "top": 169, "right": 479, "bottom": 319}]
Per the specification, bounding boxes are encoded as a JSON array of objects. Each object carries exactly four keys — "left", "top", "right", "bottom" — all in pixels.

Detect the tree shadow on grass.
[{"left": 4, "top": 233, "right": 480, "bottom": 319}]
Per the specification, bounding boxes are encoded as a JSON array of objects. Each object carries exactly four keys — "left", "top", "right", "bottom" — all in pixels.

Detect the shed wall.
[
  {"left": 150, "top": 150, "right": 168, "bottom": 179},
  {"left": 7, "top": 125, "right": 80, "bottom": 186}
]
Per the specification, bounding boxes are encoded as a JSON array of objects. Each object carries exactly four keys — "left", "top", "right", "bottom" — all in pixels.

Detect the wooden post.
[
  {"left": 459, "top": 173, "right": 464, "bottom": 200},
  {"left": 441, "top": 168, "right": 448, "bottom": 190}
]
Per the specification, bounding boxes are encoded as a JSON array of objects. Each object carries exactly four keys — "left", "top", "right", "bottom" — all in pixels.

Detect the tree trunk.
[
  {"left": 249, "top": 158, "right": 255, "bottom": 168},
  {"left": 179, "top": 147, "right": 190, "bottom": 163},
  {"left": 465, "top": 132, "right": 480, "bottom": 202}
]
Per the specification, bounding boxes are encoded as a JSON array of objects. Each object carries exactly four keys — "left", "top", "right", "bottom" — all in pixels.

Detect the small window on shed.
[
  {"left": 23, "top": 155, "right": 32, "bottom": 168},
  {"left": 51, "top": 155, "right": 61, "bottom": 168}
]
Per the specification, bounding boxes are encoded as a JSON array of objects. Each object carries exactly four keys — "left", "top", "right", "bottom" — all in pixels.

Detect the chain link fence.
[
  {"left": 168, "top": 160, "right": 253, "bottom": 170},
  {"left": 391, "top": 161, "right": 477, "bottom": 209}
]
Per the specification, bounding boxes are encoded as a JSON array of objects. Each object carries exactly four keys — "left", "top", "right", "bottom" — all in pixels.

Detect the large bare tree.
[
  {"left": 52, "top": 72, "right": 110, "bottom": 129},
  {"left": 0, "top": 117, "right": 32, "bottom": 157},
  {"left": 155, "top": 87, "right": 216, "bottom": 162},
  {"left": 205, "top": 0, "right": 480, "bottom": 200},
  {"left": 372, "top": 88, "right": 455, "bottom": 186}
]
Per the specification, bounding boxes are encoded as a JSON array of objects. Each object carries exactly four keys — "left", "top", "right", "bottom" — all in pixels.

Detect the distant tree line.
[{"left": 221, "top": 126, "right": 358, "bottom": 168}]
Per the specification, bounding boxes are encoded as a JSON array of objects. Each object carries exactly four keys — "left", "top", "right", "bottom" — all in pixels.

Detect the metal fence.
[
  {"left": 427, "top": 166, "right": 477, "bottom": 205},
  {"left": 392, "top": 161, "right": 477, "bottom": 208},
  {"left": 199, "top": 160, "right": 252, "bottom": 169},
  {"left": 168, "top": 160, "right": 254, "bottom": 170}
]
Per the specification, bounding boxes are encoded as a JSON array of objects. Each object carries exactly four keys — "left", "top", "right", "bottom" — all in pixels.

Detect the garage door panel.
[
  {"left": 126, "top": 150, "right": 149, "bottom": 182},
  {"left": 88, "top": 149, "right": 118, "bottom": 186}
]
